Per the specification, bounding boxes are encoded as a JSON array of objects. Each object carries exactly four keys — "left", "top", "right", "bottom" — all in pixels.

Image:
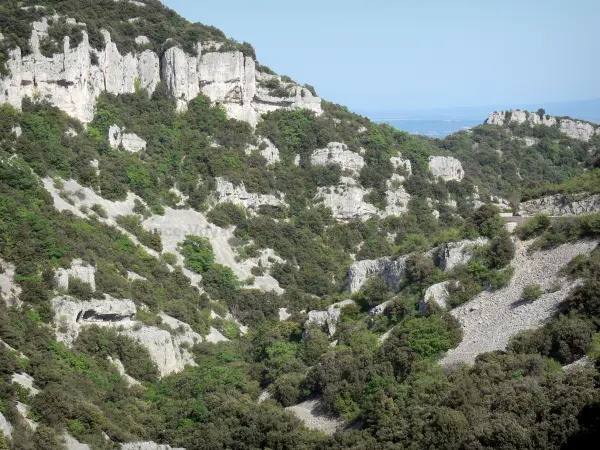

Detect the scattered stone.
[
  {"left": 442, "top": 240, "right": 598, "bottom": 366},
  {"left": 285, "top": 398, "right": 344, "bottom": 435}
]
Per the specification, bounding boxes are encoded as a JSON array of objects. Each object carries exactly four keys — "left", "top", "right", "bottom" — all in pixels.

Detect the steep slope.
[{"left": 1, "top": 2, "right": 600, "bottom": 450}]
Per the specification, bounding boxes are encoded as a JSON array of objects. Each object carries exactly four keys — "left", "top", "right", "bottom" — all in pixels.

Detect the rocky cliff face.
[
  {"left": 520, "top": 193, "right": 600, "bottom": 216},
  {"left": 486, "top": 110, "right": 600, "bottom": 142},
  {"left": 0, "top": 18, "right": 322, "bottom": 125},
  {"left": 215, "top": 177, "right": 286, "bottom": 211},
  {"left": 346, "top": 256, "right": 409, "bottom": 293},
  {"left": 310, "top": 142, "right": 365, "bottom": 174},
  {"left": 428, "top": 156, "right": 465, "bottom": 182}
]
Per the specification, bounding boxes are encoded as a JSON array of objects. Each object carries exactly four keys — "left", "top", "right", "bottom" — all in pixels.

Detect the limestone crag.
[
  {"left": 215, "top": 177, "right": 286, "bottom": 211},
  {"left": 0, "top": 18, "right": 321, "bottom": 125},
  {"left": 486, "top": 110, "right": 599, "bottom": 142},
  {"left": 0, "top": 412, "right": 12, "bottom": 439},
  {"left": 390, "top": 155, "right": 412, "bottom": 175},
  {"left": 420, "top": 281, "right": 455, "bottom": 310},
  {"left": 428, "top": 156, "right": 465, "bottom": 182},
  {"left": 369, "top": 299, "right": 392, "bottom": 315},
  {"left": 346, "top": 256, "right": 409, "bottom": 292},
  {"left": 434, "top": 238, "right": 488, "bottom": 271},
  {"left": 0, "top": 18, "right": 160, "bottom": 123},
  {"left": 315, "top": 177, "right": 377, "bottom": 221},
  {"left": 56, "top": 259, "right": 97, "bottom": 291},
  {"left": 520, "top": 193, "right": 600, "bottom": 217},
  {"left": 246, "top": 137, "right": 280, "bottom": 165},
  {"left": 51, "top": 296, "right": 201, "bottom": 376},
  {"left": 108, "top": 125, "right": 147, "bottom": 152},
  {"left": 0, "top": 259, "right": 21, "bottom": 306},
  {"left": 310, "top": 143, "right": 365, "bottom": 174},
  {"left": 305, "top": 299, "right": 355, "bottom": 336}
]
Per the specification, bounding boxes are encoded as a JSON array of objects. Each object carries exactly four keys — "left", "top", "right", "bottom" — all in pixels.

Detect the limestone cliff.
[
  {"left": 486, "top": 109, "right": 600, "bottom": 142},
  {"left": 0, "top": 17, "right": 322, "bottom": 125}
]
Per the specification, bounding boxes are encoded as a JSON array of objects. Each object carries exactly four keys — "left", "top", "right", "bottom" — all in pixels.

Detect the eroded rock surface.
[
  {"left": 0, "top": 18, "right": 321, "bottom": 125},
  {"left": 215, "top": 178, "right": 286, "bottom": 211},
  {"left": 108, "top": 125, "right": 147, "bottom": 153},
  {"left": 428, "top": 156, "right": 465, "bottom": 182},
  {"left": 420, "top": 281, "right": 455, "bottom": 310},
  {"left": 305, "top": 299, "right": 355, "bottom": 336},
  {"left": 486, "top": 110, "right": 599, "bottom": 142},
  {"left": 346, "top": 256, "right": 408, "bottom": 293},
  {"left": 56, "top": 259, "right": 96, "bottom": 292},
  {"left": 310, "top": 142, "right": 365, "bottom": 174},
  {"left": 285, "top": 398, "right": 344, "bottom": 435},
  {"left": 520, "top": 194, "right": 600, "bottom": 217}
]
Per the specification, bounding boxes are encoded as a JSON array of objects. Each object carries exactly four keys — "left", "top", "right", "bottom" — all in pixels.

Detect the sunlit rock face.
[
  {"left": 486, "top": 110, "right": 599, "bottom": 142},
  {"left": 1, "top": 19, "right": 321, "bottom": 125},
  {"left": 428, "top": 156, "right": 465, "bottom": 182}
]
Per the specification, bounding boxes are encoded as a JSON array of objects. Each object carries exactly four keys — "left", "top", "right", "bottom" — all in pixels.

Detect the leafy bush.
[
  {"left": 522, "top": 283, "right": 543, "bottom": 301},
  {"left": 178, "top": 235, "right": 214, "bottom": 273}
]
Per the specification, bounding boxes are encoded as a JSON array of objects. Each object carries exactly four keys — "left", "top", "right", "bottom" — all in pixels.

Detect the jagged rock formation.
[
  {"left": 0, "top": 18, "right": 321, "bottom": 125},
  {"left": 428, "top": 156, "right": 465, "bottom": 182},
  {"left": 51, "top": 296, "right": 204, "bottom": 376},
  {"left": 384, "top": 177, "right": 411, "bottom": 217},
  {"left": 419, "top": 281, "right": 455, "bottom": 310},
  {"left": 520, "top": 193, "right": 600, "bottom": 217},
  {"left": 347, "top": 238, "right": 487, "bottom": 293},
  {"left": 108, "top": 125, "right": 147, "bottom": 153},
  {"left": 434, "top": 238, "right": 488, "bottom": 271},
  {"left": 246, "top": 137, "right": 280, "bottom": 165},
  {"left": 486, "top": 110, "right": 600, "bottom": 142},
  {"left": 56, "top": 259, "right": 97, "bottom": 292},
  {"left": 305, "top": 299, "right": 355, "bottom": 336},
  {"left": 215, "top": 177, "right": 286, "bottom": 211},
  {"left": 315, "top": 177, "right": 377, "bottom": 221},
  {"left": 442, "top": 240, "right": 598, "bottom": 366},
  {"left": 310, "top": 142, "right": 365, "bottom": 174},
  {"left": 346, "top": 256, "right": 409, "bottom": 293}
]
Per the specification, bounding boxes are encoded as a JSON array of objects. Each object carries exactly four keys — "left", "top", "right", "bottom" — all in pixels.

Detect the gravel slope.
[{"left": 442, "top": 240, "right": 597, "bottom": 366}]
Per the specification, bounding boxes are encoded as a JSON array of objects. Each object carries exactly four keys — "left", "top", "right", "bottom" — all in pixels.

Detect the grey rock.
[
  {"left": 520, "top": 194, "right": 600, "bottom": 217},
  {"left": 428, "top": 156, "right": 464, "bottom": 181}
]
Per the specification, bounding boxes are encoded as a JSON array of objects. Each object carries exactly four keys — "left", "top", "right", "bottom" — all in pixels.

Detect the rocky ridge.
[
  {"left": 0, "top": 17, "right": 321, "bottom": 125},
  {"left": 486, "top": 110, "right": 600, "bottom": 142}
]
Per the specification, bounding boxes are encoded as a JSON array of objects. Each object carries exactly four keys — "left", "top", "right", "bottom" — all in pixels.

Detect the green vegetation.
[
  {"left": 522, "top": 283, "right": 543, "bottom": 301},
  {"left": 1, "top": 1, "right": 600, "bottom": 448}
]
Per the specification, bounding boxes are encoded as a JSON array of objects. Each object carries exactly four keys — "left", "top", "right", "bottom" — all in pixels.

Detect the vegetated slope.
[{"left": 1, "top": 1, "right": 600, "bottom": 449}]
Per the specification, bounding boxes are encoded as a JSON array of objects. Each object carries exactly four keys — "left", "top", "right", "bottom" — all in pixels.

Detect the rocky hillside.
[{"left": 1, "top": 1, "right": 600, "bottom": 449}]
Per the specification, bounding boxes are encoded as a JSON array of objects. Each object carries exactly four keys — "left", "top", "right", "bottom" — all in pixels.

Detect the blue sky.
[{"left": 162, "top": 0, "right": 599, "bottom": 113}]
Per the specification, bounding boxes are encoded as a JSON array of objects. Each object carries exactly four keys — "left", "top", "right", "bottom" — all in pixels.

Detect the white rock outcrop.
[
  {"left": 0, "top": 19, "right": 160, "bottom": 123},
  {"left": 420, "top": 281, "right": 455, "bottom": 311},
  {"left": 435, "top": 238, "right": 488, "bottom": 271},
  {"left": 384, "top": 179, "right": 411, "bottom": 217},
  {"left": 0, "top": 259, "right": 21, "bottom": 307},
  {"left": 0, "top": 18, "right": 321, "bottom": 125},
  {"left": 428, "top": 156, "right": 465, "bottom": 182},
  {"left": 346, "top": 256, "right": 409, "bottom": 293},
  {"left": 215, "top": 178, "right": 285, "bottom": 211},
  {"left": 310, "top": 143, "right": 365, "bottom": 174},
  {"left": 305, "top": 300, "right": 355, "bottom": 336},
  {"left": 390, "top": 155, "right": 412, "bottom": 175},
  {"left": 520, "top": 194, "right": 600, "bottom": 217},
  {"left": 108, "top": 125, "right": 147, "bottom": 153},
  {"left": 108, "top": 356, "right": 141, "bottom": 387},
  {"left": 63, "top": 433, "right": 91, "bottom": 450},
  {"left": 11, "top": 373, "right": 39, "bottom": 395},
  {"left": 315, "top": 177, "right": 377, "bottom": 221},
  {"left": 369, "top": 299, "right": 392, "bottom": 315},
  {"left": 56, "top": 259, "right": 96, "bottom": 292},
  {"left": 486, "top": 110, "right": 598, "bottom": 142},
  {"left": 51, "top": 296, "right": 201, "bottom": 376},
  {"left": 442, "top": 240, "right": 598, "bottom": 366},
  {"left": 279, "top": 307, "right": 291, "bottom": 321},
  {"left": 0, "top": 412, "right": 13, "bottom": 439},
  {"left": 246, "top": 137, "right": 280, "bottom": 165}
]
